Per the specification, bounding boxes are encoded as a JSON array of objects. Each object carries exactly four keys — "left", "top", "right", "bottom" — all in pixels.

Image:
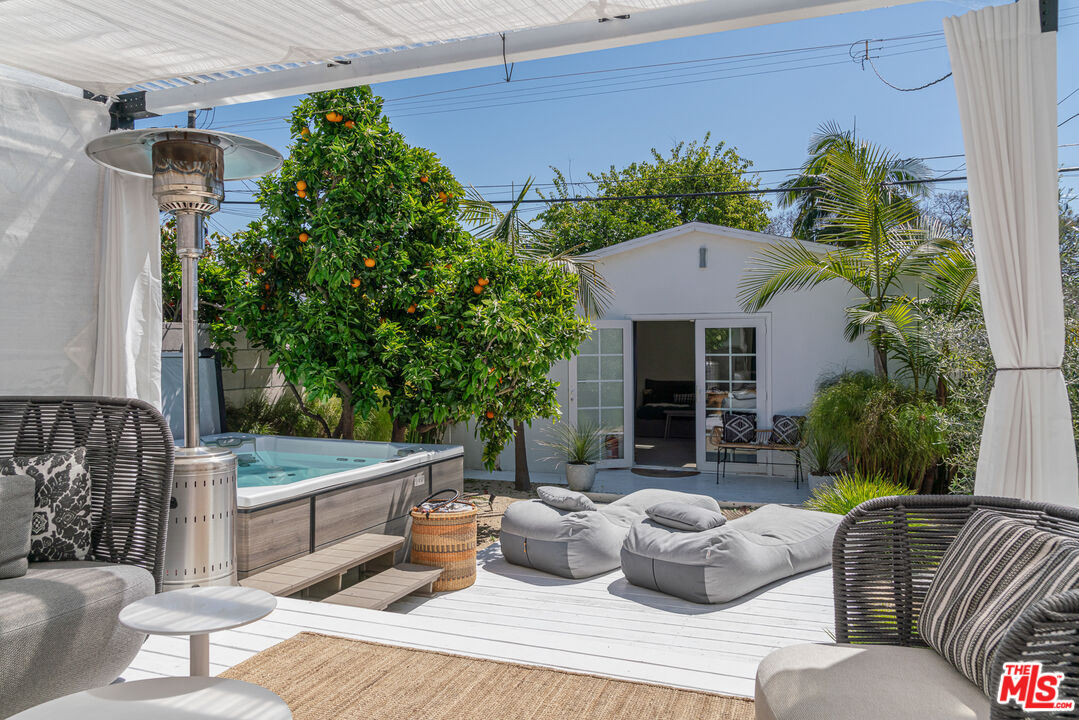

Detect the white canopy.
[
  {"left": 0, "top": 0, "right": 916, "bottom": 113},
  {"left": 945, "top": 0, "right": 1079, "bottom": 505}
]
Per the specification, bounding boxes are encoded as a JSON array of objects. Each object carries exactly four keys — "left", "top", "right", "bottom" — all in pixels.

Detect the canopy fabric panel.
[
  {"left": 0, "top": 0, "right": 916, "bottom": 108},
  {"left": 944, "top": 0, "right": 1078, "bottom": 505},
  {"left": 0, "top": 78, "right": 160, "bottom": 405}
]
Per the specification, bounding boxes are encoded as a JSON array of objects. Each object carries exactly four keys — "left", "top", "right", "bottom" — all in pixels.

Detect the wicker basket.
[{"left": 410, "top": 495, "right": 478, "bottom": 592}]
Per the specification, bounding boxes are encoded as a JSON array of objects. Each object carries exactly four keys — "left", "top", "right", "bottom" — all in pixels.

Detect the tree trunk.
[
  {"left": 513, "top": 421, "right": 530, "bottom": 493},
  {"left": 873, "top": 345, "right": 889, "bottom": 379},
  {"left": 391, "top": 420, "right": 408, "bottom": 443},
  {"left": 334, "top": 399, "right": 354, "bottom": 439}
]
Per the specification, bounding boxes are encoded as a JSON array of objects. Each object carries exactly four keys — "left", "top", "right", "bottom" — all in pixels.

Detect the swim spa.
[{"left": 202, "top": 433, "right": 464, "bottom": 578}]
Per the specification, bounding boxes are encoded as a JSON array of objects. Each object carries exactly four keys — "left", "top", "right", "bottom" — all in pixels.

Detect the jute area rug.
[{"left": 221, "top": 632, "right": 755, "bottom": 720}]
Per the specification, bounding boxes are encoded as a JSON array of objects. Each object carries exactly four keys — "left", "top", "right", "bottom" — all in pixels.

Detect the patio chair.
[
  {"left": 754, "top": 495, "right": 1079, "bottom": 720},
  {"left": 711, "top": 412, "right": 804, "bottom": 486},
  {"left": 0, "top": 397, "right": 174, "bottom": 717}
]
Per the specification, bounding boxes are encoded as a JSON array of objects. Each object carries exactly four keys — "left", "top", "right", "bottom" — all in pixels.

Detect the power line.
[{"left": 220, "top": 167, "right": 1079, "bottom": 207}]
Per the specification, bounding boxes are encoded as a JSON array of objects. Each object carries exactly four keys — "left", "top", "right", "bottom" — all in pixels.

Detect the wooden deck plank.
[
  {"left": 127, "top": 544, "right": 834, "bottom": 699},
  {"left": 240, "top": 533, "right": 404, "bottom": 596},
  {"left": 324, "top": 564, "right": 443, "bottom": 610}
]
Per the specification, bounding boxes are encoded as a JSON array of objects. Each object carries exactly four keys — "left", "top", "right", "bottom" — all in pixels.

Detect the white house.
[{"left": 448, "top": 222, "right": 875, "bottom": 475}]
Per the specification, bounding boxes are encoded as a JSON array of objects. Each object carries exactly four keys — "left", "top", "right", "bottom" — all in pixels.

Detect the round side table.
[
  {"left": 10, "top": 676, "right": 290, "bottom": 719},
  {"left": 119, "top": 586, "right": 276, "bottom": 676}
]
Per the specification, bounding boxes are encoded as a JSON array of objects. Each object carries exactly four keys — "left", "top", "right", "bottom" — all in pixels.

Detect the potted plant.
[
  {"left": 804, "top": 431, "right": 842, "bottom": 492},
  {"left": 542, "top": 422, "right": 605, "bottom": 491}
]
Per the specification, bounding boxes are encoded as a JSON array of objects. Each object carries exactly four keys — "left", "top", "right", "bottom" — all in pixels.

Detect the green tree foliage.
[
  {"left": 161, "top": 219, "right": 246, "bottom": 360},
  {"left": 221, "top": 86, "right": 587, "bottom": 464},
  {"left": 779, "top": 122, "right": 931, "bottom": 243},
  {"left": 537, "top": 136, "right": 771, "bottom": 254}
]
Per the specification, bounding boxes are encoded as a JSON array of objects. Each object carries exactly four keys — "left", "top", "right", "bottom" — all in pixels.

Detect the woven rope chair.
[
  {"left": 835, "top": 494, "right": 1079, "bottom": 719},
  {"left": 0, "top": 397, "right": 174, "bottom": 591}
]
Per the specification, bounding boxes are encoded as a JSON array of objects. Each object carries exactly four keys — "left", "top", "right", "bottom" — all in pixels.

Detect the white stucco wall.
[{"left": 449, "top": 224, "right": 875, "bottom": 474}]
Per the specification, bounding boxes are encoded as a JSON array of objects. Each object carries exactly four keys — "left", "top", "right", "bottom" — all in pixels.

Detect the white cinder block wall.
[{"left": 448, "top": 223, "right": 875, "bottom": 474}]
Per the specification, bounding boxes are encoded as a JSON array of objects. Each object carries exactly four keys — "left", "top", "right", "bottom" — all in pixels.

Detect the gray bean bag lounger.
[
  {"left": 500, "top": 488, "right": 721, "bottom": 579},
  {"left": 621, "top": 504, "right": 841, "bottom": 603}
]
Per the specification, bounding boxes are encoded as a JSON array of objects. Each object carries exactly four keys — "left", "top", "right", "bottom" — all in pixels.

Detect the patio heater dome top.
[{"left": 85, "top": 128, "right": 282, "bottom": 181}]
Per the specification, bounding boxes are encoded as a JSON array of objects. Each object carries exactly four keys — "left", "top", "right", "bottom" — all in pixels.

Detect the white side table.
[
  {"left": 10, "top": 676, "right": 290, "bottom": 719},
  {"left": 119, "top": 586, "right": 276, "bottom": 676}
]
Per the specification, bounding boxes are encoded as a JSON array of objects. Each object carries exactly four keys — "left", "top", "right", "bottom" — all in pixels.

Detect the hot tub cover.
[
  {"left": 621, "top": 504, "right": 841, "bottom": 603},
  {"left": 500, "top": 489, "right": 720, "bottom": 579}
]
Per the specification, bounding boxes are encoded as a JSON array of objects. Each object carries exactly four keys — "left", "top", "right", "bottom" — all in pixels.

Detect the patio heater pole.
[{"left": 86, "top": 129, "right": 281, "bottom": 589}]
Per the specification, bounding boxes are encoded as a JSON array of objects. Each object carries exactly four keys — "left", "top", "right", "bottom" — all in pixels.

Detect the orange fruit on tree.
[
  {"left": 437, "top": 191, "right": 448, "bottom": 203},
  {"left": 299, "top": 232, "right": 309, "bottom": 243},
  {"left": 344, "top": 120, "right": 355, "bottom": 129},
  {"left": 478, "top": 277, "right": 489, "bottom": 286},
  {"left": 473, "top": 285, "right": 483, "bottom": 295},
  {"left": 485, "top": 410, "right": 495, "bottom": 419},
  {"left": 420, "top": 175, "right": 429, "bottom": 183},
  {"left": 260, "top": 303, "right": 266, "bottom": 310},
  {"left": 264, "top": 283, "right": 270, "bottom": 290},
  {"left": 325, "top": 112, "right": 336, "bottom": 122},
  {"left": 297, "top": 189, "right": 306, "bottom": 198},
  {"left": 364, "top": 257, "right": 376, "bottom": 268},
  {"left": 427, "top": 288, "right": 435, "bottom": 295},
  {"left": 255, "top": 267, "right": 265, "bottom": 275},
  {"left": 350, "top": 278, "right": 361, "bottom": 288},
  {"left": 406, "top": 304, "right": 416, "bottom": 314},
  {"left": 295, "top": 180, "right": 307, "bottom": 191},
  {"left": 535, "top": 291, "right": 542, "bottom": 297},
  {"left": 300, "top": 127, "right": 310, "bottom": 137}
]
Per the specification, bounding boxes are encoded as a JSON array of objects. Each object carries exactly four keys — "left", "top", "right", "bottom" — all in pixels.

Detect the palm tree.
[
  {"left": 778, "top": 122, "right": 931, "bottom": 243},
  {"left": 738, "top": 131, "right": 947, "bottom": 382},
  {"left": 460, "top": 179, "right": 612, "bottom": 491}
]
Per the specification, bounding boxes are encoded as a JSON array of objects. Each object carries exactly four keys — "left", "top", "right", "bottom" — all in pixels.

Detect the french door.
[
  {"left": 694, "top": 318, "right": 768, "bottom": 470},
  {"left": 568, "top": 320, "right": 634, "bottom": 468}
]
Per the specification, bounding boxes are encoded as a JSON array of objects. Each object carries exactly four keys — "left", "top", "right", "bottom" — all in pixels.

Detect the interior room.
[{"left": 633, "top": 320, "right": 696, "bottom": 468}]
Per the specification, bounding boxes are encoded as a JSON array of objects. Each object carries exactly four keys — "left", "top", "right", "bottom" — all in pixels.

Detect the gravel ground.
[{"left": 463, "top": 478, "right": 754, "bottom": 550}]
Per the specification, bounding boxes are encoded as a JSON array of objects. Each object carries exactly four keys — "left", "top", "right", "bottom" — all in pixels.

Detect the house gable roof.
[{"left": 579, "top": 222, "right": 834, "bottom": 259}]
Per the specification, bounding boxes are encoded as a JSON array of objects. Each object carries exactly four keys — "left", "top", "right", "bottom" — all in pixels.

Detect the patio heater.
[{"left": 86, "top": 129, "right": 281, "bottom": 589}]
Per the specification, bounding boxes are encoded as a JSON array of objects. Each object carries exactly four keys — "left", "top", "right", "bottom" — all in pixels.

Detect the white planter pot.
[
  {"left": 808, "top": 473, "right": 836, "bottom": 493},
  {"left": 565, "top": 463, "right": 597, "bottom": 492}
]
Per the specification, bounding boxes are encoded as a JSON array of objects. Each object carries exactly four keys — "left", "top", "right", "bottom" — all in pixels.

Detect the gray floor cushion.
[
  {"left": 621, "top": 504, "right": 841, "bottom": 603},
  {"left": 501, "top": 489, "right": 720, "bottom": 579},
  {"left": 0, "top": 560, "right": 154, "bottom": 717},
  {"left": 755, "top": 643, "right": 989, "bottom": 720}
]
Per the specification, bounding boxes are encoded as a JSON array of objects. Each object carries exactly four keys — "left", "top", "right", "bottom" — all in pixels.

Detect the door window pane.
[
  {"left": 577, "top": 326, "right": 626, "bottom": 460},
  {"left": 703, "top": 325, "right": 761, "bottom": 465}
]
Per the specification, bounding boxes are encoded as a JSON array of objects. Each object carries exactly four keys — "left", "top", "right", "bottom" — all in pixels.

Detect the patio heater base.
[{"left": 163, "top": 446, "right": 239, "bottom": 589}]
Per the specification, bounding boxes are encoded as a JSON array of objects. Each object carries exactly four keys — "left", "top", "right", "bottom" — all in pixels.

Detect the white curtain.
[
  {"left": 944, "top": 0, "right": 1079, "bottom": 505},
  {"left": 0, "top": 75, "right": 161, "bottom": 406},
  {"left": 92, "top": 171, "right": 161, "bottom": 407}
]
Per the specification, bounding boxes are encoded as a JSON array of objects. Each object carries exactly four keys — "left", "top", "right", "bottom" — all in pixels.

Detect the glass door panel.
[
  {"left": 696, "top": 319, "right": 766, "bottom": 469},
  {"left": 571, "top": 321, "right": 633, "bottom": 468}
]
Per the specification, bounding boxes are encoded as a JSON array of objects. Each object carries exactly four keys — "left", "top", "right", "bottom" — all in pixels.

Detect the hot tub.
[{"left": 202, "top": 433, "right": 464, "bottom": 578}]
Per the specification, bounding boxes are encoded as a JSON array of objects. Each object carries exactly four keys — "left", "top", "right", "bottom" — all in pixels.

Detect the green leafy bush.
[
  {"left": 808, "top": 371, "right": 946, "bottom": 490},
  {"left": 805, "top": 470, "right": 916, "bottom": 515},
  {"left": 226, "top": 393, "right": 392, "bottom": 441}
]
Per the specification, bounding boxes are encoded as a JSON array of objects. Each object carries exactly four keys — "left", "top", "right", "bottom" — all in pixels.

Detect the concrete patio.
[{"left": 466, "top": 467, "right": 810, "bottom": 505}]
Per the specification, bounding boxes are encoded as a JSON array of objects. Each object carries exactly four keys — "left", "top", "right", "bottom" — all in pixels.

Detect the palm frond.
[{"left": 737, "top": 241, "right": 870, "bottom": 312}]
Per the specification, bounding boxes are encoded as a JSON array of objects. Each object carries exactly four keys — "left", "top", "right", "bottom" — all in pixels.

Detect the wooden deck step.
[
  {"left": 240, "top": 533, "right": 404, "bottom": 597},
  {"left": 323, "top": 563, "right": 443, "bottom": 611}
]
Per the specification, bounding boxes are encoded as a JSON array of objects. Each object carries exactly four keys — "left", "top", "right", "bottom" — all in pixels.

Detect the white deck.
[{"left": 124, "top": 545, "right": 834, "bottom": 698}]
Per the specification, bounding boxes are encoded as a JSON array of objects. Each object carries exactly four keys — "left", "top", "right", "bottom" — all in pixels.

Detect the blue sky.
[{"left": 146, "top": 0, "right": 1079, "bottom": 235}]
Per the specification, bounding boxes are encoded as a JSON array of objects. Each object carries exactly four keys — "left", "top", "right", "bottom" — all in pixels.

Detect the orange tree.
[{"left": 223, "top": 86, "right": 587, "bottom": 458}]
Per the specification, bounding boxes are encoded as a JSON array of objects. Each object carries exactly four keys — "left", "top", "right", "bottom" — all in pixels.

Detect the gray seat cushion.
[
  {"left": 537, "top": 486, "right": 596, "bottom": 512},
  {"left": 0, "top": 560, "right": 154, "bottom": 717},
  {"left": 500, "top": 489, "right": 721, "bottom": 579},
  {"left": 0, "top": 475, "right": 34, "bottom": 579},
  {"left": 621, "top": 504, "right": 840, "bottom": 603},
  {"left": 755, "top": 643, "right": 990, "bottom": 720}
]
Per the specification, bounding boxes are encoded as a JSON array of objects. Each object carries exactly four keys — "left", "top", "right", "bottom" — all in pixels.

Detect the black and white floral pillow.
[
  {"left": 0, "top": 448, "right": 93, "bottom": 562},
  {"left": 770, "top": 415, "right": 803, "bottom": 446},
  {"left": 721, "top": 413, "right": 757, "bottom": 444}
]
